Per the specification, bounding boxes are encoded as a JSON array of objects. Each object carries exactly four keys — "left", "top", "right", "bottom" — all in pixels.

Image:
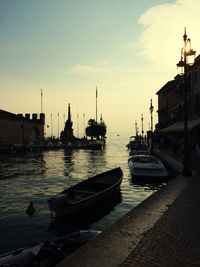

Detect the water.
[{"left": 0, "top": 133, "right": 163, "bottom": 254}]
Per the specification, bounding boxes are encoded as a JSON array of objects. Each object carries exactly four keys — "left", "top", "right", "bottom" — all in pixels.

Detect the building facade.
[
  {"left": 156, "top": 54, "right": 200, "bottom": 150},
  {"left": 156, "top": 54, "right": 200, "bottom": 131},
  {"left": 0, "top": 109, "right": 45, "bottom": 146}
]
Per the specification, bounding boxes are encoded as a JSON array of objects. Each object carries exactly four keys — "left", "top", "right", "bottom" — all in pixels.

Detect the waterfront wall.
[{"left": 0, "top": 109, "right": 45, "bottom": 146}]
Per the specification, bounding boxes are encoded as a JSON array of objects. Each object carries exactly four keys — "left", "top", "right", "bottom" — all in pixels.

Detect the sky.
[{"left": 1, "top": 0, "right": 200, "bottom": 137}]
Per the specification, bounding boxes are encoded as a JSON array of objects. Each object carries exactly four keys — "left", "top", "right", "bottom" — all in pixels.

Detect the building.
[
  {"left": 156, "top": 54, "right": 200, "bottom": 149},
  {"left": 191, "top": 54, "right": 200, "bottom": 119},
  {"left": 156, "top": 77, "right": 182, "bottom": 130},
  {"left": 0, "top": 109, "right": 45, "bottom": 146}
]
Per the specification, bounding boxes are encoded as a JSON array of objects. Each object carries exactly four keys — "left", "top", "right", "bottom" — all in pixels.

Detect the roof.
[
  {"left": 156, "top": 79, "right": 179, "bottom": 95},
  {"left": 159, "top": 119, "right": 200, "bottom": 132}
]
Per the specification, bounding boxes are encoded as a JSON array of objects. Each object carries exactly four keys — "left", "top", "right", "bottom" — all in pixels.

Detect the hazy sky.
[{"left": 1, "top": 0, "right": 199, "bottom": 137}]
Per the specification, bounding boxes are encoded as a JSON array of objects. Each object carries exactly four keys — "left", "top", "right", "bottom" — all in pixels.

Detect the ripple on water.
[{"left": 0, "top": 133, "right": 166, "bottom": 254}]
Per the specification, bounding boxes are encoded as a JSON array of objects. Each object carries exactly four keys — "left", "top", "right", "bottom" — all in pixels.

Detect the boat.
[
  {"left": 126, "top": 136, "right": 149, "bottom": 155},
  {"left": 0, "top": 230, "right": 101, "bottom": 267},
  {"left": 128, "top": 154, "right": 168, "bottom": 178},
  {"left": 48, "top": 167, "right": 123, "bottom": 219},
  {"left": 85, "top": 88, "right": 107, "bottom": 142}
]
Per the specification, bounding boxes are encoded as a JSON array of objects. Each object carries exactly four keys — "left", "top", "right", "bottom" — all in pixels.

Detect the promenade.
[{"left": 57, "top": 149, "right": 200, "bottom": 267}]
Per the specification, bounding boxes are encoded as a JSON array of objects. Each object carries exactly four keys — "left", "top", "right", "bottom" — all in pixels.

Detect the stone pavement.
[
  {"left": 121, "top": 150, "right": 200, "bottom": 266},
  {"left": 57, "top": 151, "right": 200, "bottom": 267}
]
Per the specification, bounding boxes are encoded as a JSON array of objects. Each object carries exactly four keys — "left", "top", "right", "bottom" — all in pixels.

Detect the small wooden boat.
[
  {"left": 48, "top": 167, "right": 123, "bottom": 219},
  {"left": 0, "top": 230, "right": 101, "bottom": 267},
  {"left": 128, "top": 154, "right": 168, "bottom": 178}
]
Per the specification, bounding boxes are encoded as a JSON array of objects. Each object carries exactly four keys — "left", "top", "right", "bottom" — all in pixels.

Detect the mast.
[
  {"left": 57, "top": 112, "right": 59, "bottom": 138},
  {"left": 51, "top": 113, "right": 53, "bottom": 138},
  {"left": 41, "top": 88, "right": 43, "bottom": 113},
  {"left": 96, "top": 87, "right": 98, "bottom": 123},
  {"left": 83, "top": 113, "right": 85, "bottom": 137}
]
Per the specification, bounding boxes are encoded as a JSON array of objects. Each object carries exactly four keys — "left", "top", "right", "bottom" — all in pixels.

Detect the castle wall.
[{"left": 0, "top": 110, "right": 45, "bottom": 146}]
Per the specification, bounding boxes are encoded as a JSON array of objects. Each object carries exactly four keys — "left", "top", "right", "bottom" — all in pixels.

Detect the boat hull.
[
  {"left": 128, "top": 155, "right": 168, "bottom": 179},
  {"left": 0, "top": 230, "right": 101, "bottom": 267},
  {"left": 48, "top": 167, "right": 123, "bottom": 219}
]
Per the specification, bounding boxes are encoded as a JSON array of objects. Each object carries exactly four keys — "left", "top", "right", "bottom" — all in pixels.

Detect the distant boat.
[
  {"left": 0, "top": 230, "right": 101, "bottom": 267},
  {"left": 48, "top": 167, "right": 123, "bottom": 219},
  {"left": 85, "top": 118, "right": 107, "bottom": 141},
  {"left": 85, "top": 87, "right": 106, "bottom": 141},
  {"left": 126, "top": 135, "right": 149, "bottom": 155}
]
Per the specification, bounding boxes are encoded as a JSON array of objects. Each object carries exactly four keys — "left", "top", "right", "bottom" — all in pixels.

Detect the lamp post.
[
  {"left": 176, "top": 28, "right": 196, "bottom": 176},
  {"left": 149, "top": 99, "right": 154, "bottom": 153},
  {"left": 141, "top": 113, "right": 144, "bottom": 140}
]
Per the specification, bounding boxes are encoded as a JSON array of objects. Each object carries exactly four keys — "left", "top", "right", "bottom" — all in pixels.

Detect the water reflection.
[
  {"left": 48, "top": 190, "right": 122, "bottom": 237},
  {"left": 0, "top": 133, "right": 160, "bottom": 254},
  {"left": 63, "top": 149, "right": 74, "bottom": 177},
  {"left": 83, "top": 149, "right": 107, "bottom": 176},
  {"left": 0, "top": 152, "right": 46, "bottom": 179},
  {"left": 130, "top": 175, "right": 171, "bottom": 191}
]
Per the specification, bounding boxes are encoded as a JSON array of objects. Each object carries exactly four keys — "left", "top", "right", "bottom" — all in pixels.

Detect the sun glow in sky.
[{"left": 1, "top": 0, "right": 200, "bottom": 137}]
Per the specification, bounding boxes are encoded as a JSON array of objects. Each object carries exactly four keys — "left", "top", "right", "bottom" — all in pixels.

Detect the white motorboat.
[{"left": 128, "top": 154, "right": 168, "bottom": 178}]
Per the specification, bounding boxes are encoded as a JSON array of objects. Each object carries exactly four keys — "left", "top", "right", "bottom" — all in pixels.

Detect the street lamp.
[
  {"left": 149, "top": 99, "right": 154, "bottom": 153},
  {"left": 176, "top": 28, "right": 196, "bottom": 176},
  {"left": 141, "top": 113, "right": 144, "bottom": 140}
]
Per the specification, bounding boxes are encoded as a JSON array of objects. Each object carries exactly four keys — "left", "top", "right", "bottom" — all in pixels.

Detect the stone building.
[
  {"left": 156, "top": 54, "right": 200, "bottom": 132},
  {"left": 0, "top": 109, "right": 45, "bottom": 146},
  {"left": 156, "top": 54, "right": 200, "bottom": 151},
  {"left": 191, "top": 54, "right": 200, "bottom": 119}
]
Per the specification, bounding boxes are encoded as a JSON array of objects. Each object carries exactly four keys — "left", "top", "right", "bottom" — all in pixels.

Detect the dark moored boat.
[
  {"left": 0, "top": 230, "right": 101, "bottom": 267},
  {"left": 48, "top": 167, "right": 123, "bottom": 219}
]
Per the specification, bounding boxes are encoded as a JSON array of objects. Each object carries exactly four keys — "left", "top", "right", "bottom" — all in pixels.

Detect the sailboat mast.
[
  {"left": 96, "top": 87, "right": 98, "bottom": 123},
  {"left": 41, "top": 88, "right": 43, "bottom": 113}
]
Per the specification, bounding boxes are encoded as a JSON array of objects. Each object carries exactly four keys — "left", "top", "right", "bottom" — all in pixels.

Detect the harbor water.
[{"left": 0, "top": 133, "right": 163, "bottom": 254}]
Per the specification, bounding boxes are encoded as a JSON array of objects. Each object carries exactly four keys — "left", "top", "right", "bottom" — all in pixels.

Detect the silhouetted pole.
[
  {"left": 51, "top": 113, "right": 53, "bottom": 138},
  {"left": 57, "top": 113, "right": 59, "bottom": 139},
  {"left": 135, "top": 120, "right": 138, "bottom": 136},
  {"left": 149, "top": 99, "right": 154, "bottom": 154},
  {"left": 41, "top": 88, "right": 43, "bottom": 113},
  {"left": 83, "top": 113, "right": 85, "bottom": 138},
  {"left": 176, "top": 28, "right": 196, "bottom": 176},
  {"left": 96, "top": 87, "right": 98, "bottom": 123},
  {"left": 141, "top": 113, "right": 144, "bottom": 140},
  {"left": 77, "top": 113, "right": 79, "bottom": 138}
]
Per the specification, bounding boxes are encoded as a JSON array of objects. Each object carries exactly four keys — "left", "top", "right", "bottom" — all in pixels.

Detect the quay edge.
[{"left": 56, "top": 151, "right": 189, "bottom": 267}]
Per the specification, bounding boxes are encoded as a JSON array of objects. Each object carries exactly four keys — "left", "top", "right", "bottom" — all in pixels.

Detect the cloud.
[{"left": 137, "top": 0, "right": 200, "bottom": 69}]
